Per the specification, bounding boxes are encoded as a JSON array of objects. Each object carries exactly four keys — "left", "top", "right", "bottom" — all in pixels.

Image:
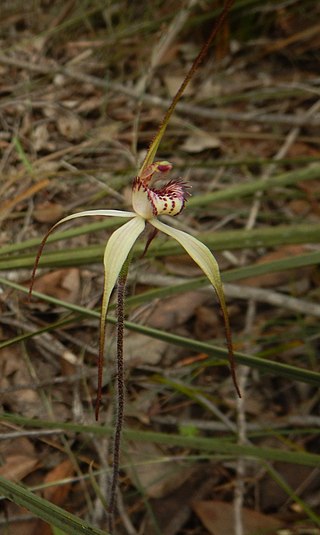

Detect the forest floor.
[{"left": 0, "top": 1, "right": 320, "bottom": 534}]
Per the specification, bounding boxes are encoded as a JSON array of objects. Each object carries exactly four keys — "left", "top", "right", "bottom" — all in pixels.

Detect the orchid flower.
[
  {"left": 30, "top": 0, "right": 238, "bottom": 528},
  {"left": 30, "top": 150, "right": 240, "bottom": 531},
  {"left": 30, "top": 0, "right": 239, "bottom": 421},
  {"left": 30, "top": 155, "right": 240, "bottom": 409}
]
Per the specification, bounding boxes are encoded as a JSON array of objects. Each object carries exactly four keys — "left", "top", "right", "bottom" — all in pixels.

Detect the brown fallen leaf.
[
  {"left": 0, "top": 455, "right": 39, "bottom": 482},
  {"left": 125, "top": 441, "right": 194, "bottom": 499},
  {"left": 31, "top": 124, "right": 50, "bottom": 152},
  {"left": 193, "top": 500, "right": 283, "bottom": 535},
  {"left": 181, "top": 131, "right": 221, "bottom": 153},
  {"left": 259, "top": 462, "right": 319, "bottom": 511},
  {"left": 0, "top": 437, "right": 39, "bottom": 482},
  {"left": 240, "top": 245, "right": 312, "bottom": 288},
  {"left": 56, "top": 113, "right": 84, "bottom": 140},
  {"left": 31, "top": 460, "right": 75, "bottom": 535},
  {"left": 33, "top": 201, "right": 64, "bottom": 223},
  {"left": 118, "top": 332, "right": 167, "bottom": 367},
  {"left": 148, "top": 291, "right": 208, "bottom": 330},
  {"left": 30, "top": 268, "right": 80, "bottom": 303},
  {"left": 43, "top": 459, "right": 74, "bottom": 504},
  {"left": 0, "top": 347, "right": 40, "bottom": 416}
]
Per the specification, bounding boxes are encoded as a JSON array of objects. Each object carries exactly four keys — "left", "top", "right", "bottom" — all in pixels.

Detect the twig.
[
  {"left": 150, "top": 414, "right": 320, "bottom": 431},
  {"left": 0, "top": 429, "right": 64, "bottom": 440},
  {"left": 244, "top": 98, "right": 320, "bottom": 232},
  {"left": 0, "top": 316, "right": 79, "bottom": 365},
  {"left": 130, "top": 272, "right": 320, "bottom": 319},
  {"left": 234, "top": 300, "right": 255, "bottom": 535},
  {"left": 0, "top": 369, "right": 95, "bottom": 394},
  {"left": 224, "top": 283, "right": 320, "bottom": 319}
]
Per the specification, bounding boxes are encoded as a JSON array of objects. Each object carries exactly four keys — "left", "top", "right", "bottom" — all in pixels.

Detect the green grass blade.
[
  {"left": 188, "top": 163, "right": 320, "bottom": 207},
  {"left": 0, "top": 223, "right": 319, "bottom": 270},
  {"left": 0, "top": 475, "right": 108, "bottom": 535},
  {"left": 264, "top": 464, "right": 320, "bottom": 526},
  {"left": 1, "top": 414, "right": 320, "bottom": 468},
  {"left": 13, "top": 136, "right": 33, "bottom": 174},
  {"left": 1, "top": 276, "right": 319, "bottom": 387},
  {"left": 0, "top": 218, "right": 125, "bottom": 257}
]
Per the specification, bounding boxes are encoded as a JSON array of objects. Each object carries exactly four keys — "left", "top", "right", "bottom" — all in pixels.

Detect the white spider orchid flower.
[{"left": 30, "top": 159, "right": 240, "bottom": 415}]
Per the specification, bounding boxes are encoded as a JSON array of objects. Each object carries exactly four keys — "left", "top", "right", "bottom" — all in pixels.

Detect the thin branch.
[
  {"left": 224, "top": 283, "right": 320, "bottom": 319},
  {"left": 131, "top": 272, "right": 320, "bottom": 319}
]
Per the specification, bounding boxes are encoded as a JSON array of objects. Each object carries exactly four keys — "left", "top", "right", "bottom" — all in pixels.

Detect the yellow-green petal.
[
  {"left": 96, "top": 215, "right": 146, "bottom": 419},
  {"left": 150, "top": 218, "right": 241, "bottom": 397}
]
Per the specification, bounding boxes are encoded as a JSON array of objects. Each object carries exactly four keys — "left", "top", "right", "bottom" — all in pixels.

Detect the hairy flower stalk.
[
  {"left": 107, "top": 260, "right": 128, "bottom": 534},
  {"left": 29, "top": 0, "right": 237, "bottom": 531}
]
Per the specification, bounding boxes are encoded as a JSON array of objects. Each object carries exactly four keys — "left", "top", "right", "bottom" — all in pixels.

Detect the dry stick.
[
  {"left": 224, "top": 283, "right": 320, "bottom": 318},
  {"left": 245, "top": 98, "right": 320, "bottom": 230},
  {"left": 234, "top": 301, "right": 255, "bottom": 535},
  {"left": 115, "top": 491, "right": 138, "bottom": 535},
  {"left": 131, "top": 273, "right": 320, "bottom": 319},
  {"left": 107, "top": 261, "right": 129, "bottom": 534}
]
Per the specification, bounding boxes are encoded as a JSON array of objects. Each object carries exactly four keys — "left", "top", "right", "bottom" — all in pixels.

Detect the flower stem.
[{"left": 107, "top": 258, "right": 130, "bottom": 533}]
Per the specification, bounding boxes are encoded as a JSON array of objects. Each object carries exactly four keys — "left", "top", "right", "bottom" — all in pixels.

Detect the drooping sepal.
[
  {"left": 96, "top": 215, "right": 145, "bottom": 420},
  {"left": 149, "top": 217, "right": 241, "bottom": 398}
]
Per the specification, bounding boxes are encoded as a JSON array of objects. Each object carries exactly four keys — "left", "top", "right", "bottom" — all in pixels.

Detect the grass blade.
[
  {"left": 1, "top": 414, "right": 320, "bottom": 469},
  {"left": 0, "top": 475, "right": 108, "bottom": 535}
]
